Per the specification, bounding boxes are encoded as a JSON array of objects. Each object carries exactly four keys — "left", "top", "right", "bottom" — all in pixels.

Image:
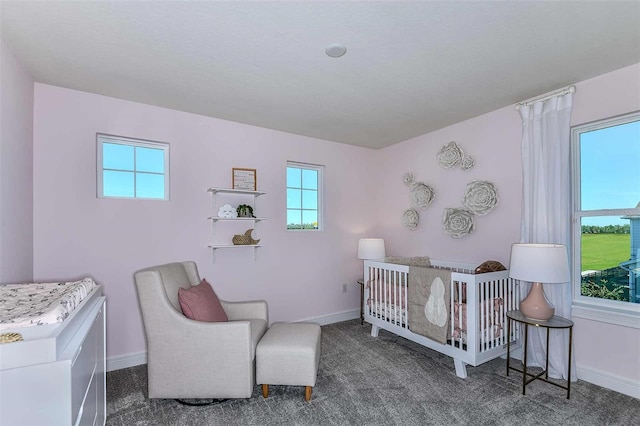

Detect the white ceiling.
[{"left": 2, "top": 1, "right": 639, "bottom": 149}]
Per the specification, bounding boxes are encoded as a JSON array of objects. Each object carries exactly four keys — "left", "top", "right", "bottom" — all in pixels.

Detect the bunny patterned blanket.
[{"left": 407, "top": 266, "right": 451, "bottom": 344}]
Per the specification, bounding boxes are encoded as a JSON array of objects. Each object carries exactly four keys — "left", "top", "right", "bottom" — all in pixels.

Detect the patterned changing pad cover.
[{"left": 0, "top": 278, "right": 96, "bottom": 331}]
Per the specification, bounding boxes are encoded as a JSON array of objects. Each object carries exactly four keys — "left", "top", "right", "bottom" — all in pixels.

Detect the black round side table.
[{"left": 506, "top": 310, "right": 574, "bottom": 399}]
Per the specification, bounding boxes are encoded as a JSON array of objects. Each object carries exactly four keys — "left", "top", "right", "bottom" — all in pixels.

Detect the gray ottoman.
[{"left": 256, "top": 322, "right": 321, "bottom": 401}]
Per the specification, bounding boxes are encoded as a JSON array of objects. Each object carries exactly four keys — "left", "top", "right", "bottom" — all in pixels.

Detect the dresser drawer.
[
  {"left": 71, "top": 314, "right": 99, "bottom": 425},
  {"left": 76, "top": 364, "right": 98, "bottom": 426}
]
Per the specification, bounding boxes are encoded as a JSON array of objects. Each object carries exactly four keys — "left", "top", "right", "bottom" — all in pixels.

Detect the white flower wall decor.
[
  {"left": 403, "top": 172, "right": 415, "bottom": 187},
  {"left": 437, "top": 141, "right": 475, "bottom": 171},
  {"left": 410, "top": 182, "right": 435, "bottom": 210},
  {"left": 403, "top": 208, "right": 419, "bottom": 230},
  {"left": 462, "top": 180, "right": 498, "bottom": 216},
  {"left": 442, "top": 208, "right": 475, "bottom": 238},
  {"left": 460, "top": 155, "right": 475, "bottom": 170},
  {"left": 400, "top": 172, "right": 435, "bottom": 230},
  {"left": 436, "top": 141, "right": 462, "bottom": 169}
]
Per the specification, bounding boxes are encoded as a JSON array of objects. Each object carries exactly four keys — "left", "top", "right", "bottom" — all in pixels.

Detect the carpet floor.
[{"left": 106, "top": 319, "right": 639, "bottom": 425}]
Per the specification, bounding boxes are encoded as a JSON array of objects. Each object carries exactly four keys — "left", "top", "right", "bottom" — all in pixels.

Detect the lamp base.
[{"left": 520, "top": 282, "right": 554, "bottom": 321}]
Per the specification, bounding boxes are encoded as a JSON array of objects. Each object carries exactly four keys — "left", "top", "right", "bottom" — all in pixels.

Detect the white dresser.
[{"left": 0, "top": 286, "right": 106, "bottom": 426}]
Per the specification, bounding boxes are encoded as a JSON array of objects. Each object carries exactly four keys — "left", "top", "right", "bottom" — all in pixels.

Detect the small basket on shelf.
[{"left": 232, "top": 229, "right": 260, "bottom": 245}]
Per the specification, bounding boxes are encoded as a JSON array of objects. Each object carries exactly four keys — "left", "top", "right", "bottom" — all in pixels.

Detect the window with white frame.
[
  {"left": 286, "top": 162, "right": 323, "bottom": 230},
  {"left": 97, "top": 134, "right": 169, "bottom": 200},
  {"left": 571, "top": 111, "right": 640, "bottom": 321}
]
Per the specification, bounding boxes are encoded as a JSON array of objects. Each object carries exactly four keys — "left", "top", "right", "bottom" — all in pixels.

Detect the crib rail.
[{"left": 363, "top": 260, "right": 520, "bottom": 372}]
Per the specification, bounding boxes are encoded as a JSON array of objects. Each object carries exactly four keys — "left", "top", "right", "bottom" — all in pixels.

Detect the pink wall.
[
  {"left": 32, "top": 84, "right": 377, "bottom": 360},
  {"left": 374, "top": 63, "right": 640, "bottom": 390},
  {"left": 373, "top": 104, "right": 522, "bottom": 265},
  {"left": 0, "top": 39, "right": 34, "bottom": 283}
]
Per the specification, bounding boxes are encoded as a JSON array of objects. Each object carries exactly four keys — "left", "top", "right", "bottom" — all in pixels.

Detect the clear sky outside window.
[
  {"left": 572, "top": 113, "right": 640, "bottom": 311},
  {"left": 287, "top": 162, "right": 322, "bottom": 230},
  {"left": 97, "top": 134, "right": 169, "bottom": 200}
]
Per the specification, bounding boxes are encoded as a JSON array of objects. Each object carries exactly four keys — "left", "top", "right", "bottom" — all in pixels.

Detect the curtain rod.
[{"left": 515, "top": 85, "right": 576, "bottom": 110}]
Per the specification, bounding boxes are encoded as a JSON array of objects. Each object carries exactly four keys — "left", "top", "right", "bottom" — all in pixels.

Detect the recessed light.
[{"left": 325, "top": 43, "right": 347, "bottom": 58}]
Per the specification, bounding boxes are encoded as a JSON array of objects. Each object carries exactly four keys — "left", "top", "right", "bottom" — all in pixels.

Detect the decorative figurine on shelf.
[
  {"left": 218, "top": 204, "right": 237, "bottom": 218},
  {"left": 232, "top": 229, "right": 260, "bottom": 245},
  {"left": 236, "top": 204, "right": 255, "bottom": 218}
]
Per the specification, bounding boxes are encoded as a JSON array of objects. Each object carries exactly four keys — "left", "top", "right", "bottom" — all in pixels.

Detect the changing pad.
[{"left": 0, "top": 278, "right": 96, "bottom": 331}]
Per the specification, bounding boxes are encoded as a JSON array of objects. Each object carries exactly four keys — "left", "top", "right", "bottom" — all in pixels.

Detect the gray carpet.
[{"left": 106, "top": 319, "right": 639, "bottom": 425}]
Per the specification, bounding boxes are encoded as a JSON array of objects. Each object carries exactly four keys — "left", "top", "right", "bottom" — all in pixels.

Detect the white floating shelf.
[
  {"left": 207, "top": 244, "right": 264, "bottom": 249},
  {"left": 207, "top": 187, "right": 266, "bottom": 196},
  {"left": 207, "top": 217, "right": 266, "bottom": 222},
  {"left": 207, "top": 244, "right": 264, "bottom": 261}
]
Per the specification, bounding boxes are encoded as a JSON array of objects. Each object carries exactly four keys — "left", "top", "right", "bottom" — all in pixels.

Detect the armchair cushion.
[{"left": 178, "top": 279, "right": 228, "bottom": 322}]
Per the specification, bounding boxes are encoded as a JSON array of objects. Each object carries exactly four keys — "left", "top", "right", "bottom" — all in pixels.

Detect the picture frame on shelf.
[{"left": 232, "top": 168, "right": 257, "bottom": 191}]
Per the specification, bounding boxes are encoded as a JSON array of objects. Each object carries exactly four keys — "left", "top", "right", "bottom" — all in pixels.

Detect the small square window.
[
  {"left": 97, "top": 134, "right": 169, "bottom": 200},
  {"left": 286, "top": 162, "right": 323, "bottom": 230}
]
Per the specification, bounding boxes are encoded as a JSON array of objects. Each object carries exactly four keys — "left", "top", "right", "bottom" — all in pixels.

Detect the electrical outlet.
[{"left": 342, "top": 283, "right": 348, "bottom": 293}]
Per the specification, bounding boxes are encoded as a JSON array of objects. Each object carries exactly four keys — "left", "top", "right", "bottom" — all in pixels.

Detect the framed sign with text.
[{"left": 232, "top": 168, "right": 257, "bottom": 191}]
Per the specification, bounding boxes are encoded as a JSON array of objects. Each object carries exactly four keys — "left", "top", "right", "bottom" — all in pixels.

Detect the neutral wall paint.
[
  {"left": 32, "top": 84, "right": 376, "bottom": 359},
  {"left": 373, "top": 103, "right": 522, "bottom": 265},
  {"left": 0, "top": 39, "right": 34, "bottom": 283},
  {"left": 375, "top": 63, "right": 640, "bottom": 391}
]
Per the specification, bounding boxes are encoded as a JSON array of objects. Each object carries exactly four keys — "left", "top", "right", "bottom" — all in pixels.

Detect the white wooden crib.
[{"left": 364, "top": 259, "right": 521, "bottom": 378}]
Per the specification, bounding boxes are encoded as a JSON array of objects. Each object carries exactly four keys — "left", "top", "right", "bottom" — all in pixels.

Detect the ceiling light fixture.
[{"left": 325, "top": 43, "right": 347, "bottom": 58}]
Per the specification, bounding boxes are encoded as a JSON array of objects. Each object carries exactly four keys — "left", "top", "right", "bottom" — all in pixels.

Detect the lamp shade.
[
  {"left": 358, "top": 238, "right": 386, "bottom": 260},
  {"left": 509, "top": 243, "right": 570, "bottom": 283}
]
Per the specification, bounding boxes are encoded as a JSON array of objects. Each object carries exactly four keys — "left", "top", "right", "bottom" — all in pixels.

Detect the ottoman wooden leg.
[
  {"left": 262, "top": 384, "right": 269, "bottom": 398},
  {"left": 305, "top": 386, "right": 312, "bottom": 401}
]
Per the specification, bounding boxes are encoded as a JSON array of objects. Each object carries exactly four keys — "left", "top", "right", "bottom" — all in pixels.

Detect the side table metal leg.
[
  {"left": 545, "top": 328, "right": 550, "bottom": 380},
  {"left": 506, "top": 318, "right": 511, "bottom": 377},
  {"left": 360, "top": 283, "right": 364, "bottom": 325},
  {"left": 567, "top": 326, "right": 573, "bottom": 399},
  {"left": 522, "top": 324, "right": 528, "bottom": 395}
]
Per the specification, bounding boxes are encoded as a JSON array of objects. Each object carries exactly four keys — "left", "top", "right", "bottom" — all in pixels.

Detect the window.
[
  {"left": 97, "top": 134, "right": 169, "bottom": 200},
  {"left": 571, "top": 111, "right": 640, "bottom": 324},
  {"left": 286, "top": 162, "right": 323, "bottom": 230}
]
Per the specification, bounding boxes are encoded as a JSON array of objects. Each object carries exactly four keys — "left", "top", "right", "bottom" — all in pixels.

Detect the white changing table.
[{"left": 0, "top": 285, "right": 106, "bottom": 426}]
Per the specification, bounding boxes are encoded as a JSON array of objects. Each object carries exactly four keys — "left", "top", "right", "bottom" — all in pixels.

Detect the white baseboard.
[
  {"left": 106, "top": 350, "right": 146, "bottom": 372},
  {"left": 577, "top": 366, "right": 640, "bottom": 399},
  {"left": 294, "top": 309, "right": 360, "bottom": 326},
  {"left": 106, "top": 310, "right": 360, "bottom": 372}
]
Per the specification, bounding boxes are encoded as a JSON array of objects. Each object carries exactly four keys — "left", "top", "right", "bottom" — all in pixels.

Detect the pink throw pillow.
[{"left": 178, "top": 279, "right": 228, "bottom": 322}]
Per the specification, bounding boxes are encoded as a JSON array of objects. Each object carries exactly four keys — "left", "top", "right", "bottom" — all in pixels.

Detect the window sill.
[{"left": 572, "top": 302, "right": 640, "bottom": 329}]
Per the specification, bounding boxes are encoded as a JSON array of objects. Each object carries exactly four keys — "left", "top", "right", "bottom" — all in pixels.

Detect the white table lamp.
[
  {"left": 358, "top": 238, "right": 386, "bottom": 260},
  {"left": 508, "top": 243, "right": 570, "bottom": 321}
]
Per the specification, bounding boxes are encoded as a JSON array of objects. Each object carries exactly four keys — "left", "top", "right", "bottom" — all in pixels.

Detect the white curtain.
[{"left": 518, "top": 92, "right": 576, "bottom": 381}]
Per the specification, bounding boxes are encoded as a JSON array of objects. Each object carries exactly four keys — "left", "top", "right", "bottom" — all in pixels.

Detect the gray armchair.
[{"left": 134, "top": 261, "right": 268, "bottom": 399}]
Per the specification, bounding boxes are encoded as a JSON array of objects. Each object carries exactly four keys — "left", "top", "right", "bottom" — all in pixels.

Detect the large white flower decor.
[
  {"left": 410, "top": 182, "right": 435, "bottom": 210},
  {"left": 442, "top": 208, "right": 475, "bottom": 238},
  {"left": 436, "top": 141, "right": 475, "bottom": 171},
  {"left": 441, "top": 180, "right": 498, "bottom": 238},
  {"left": 462, "top": 180, "right": 498, "bottom": 216}
]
